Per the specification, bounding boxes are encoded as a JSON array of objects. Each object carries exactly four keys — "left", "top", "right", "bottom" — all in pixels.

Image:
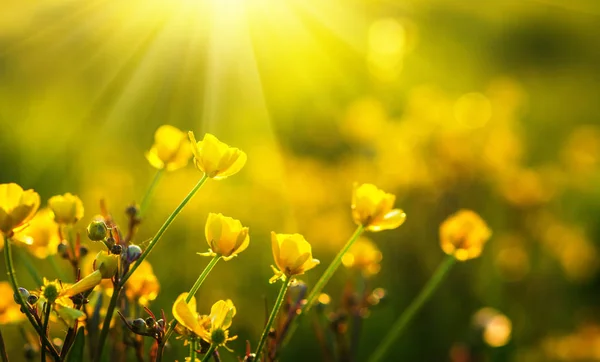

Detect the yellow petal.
[{"left": 172, "top": 293, "right": 202, "bottom": 335}]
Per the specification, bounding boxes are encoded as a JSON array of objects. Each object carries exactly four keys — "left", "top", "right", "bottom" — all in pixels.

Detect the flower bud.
[
  {"left": 79, "top": 245, "right": 89, "bottom": 258},
  {"left": 48, "top": 193, "right": 84, "bottom": 224},
  {"left": 126, "top": 245, "right": 143, "bottom": 263},
  {"left": 13, "top": 288, "right": 30, "bottom": 304},
  {"left": 125, "top": 204, "right": 139, "bottom": 218},
  {"left": 132, "top": 318, "right": 148, "bottom": 334},
  {"left": 27, "top": 294, "right": 39, "bottom": 305},
  {"left": 95, "top": 251, "right": 119, "bottom": 279},
  {"left": 145, "top": 317, "right": 156, "bottom": 330},
  {"left": 87, "top": 220, "right": 108, "bottom": 241},
  {"left": 57, "top": 242, "right": 69, "bottom": 258},
  {"left": 42, "top": 283, "right": 60, "bottom": 303}
]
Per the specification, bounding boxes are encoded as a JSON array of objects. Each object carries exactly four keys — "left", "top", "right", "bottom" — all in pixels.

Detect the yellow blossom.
[
  {"left": 342, "top": 237, "right": 383, "bottom": 276},
  {"left": 351, "top": 183, "right": 406, "bottom": 232},
  {"left": 172, "top": 293, "right": 210, "bottom": 338},
  {"left": 440, "top": 209, "right": 492, "bottom": 261},
  {"left": 0, "top": 281, "right": 25, "bottom": 324},
  {"left": 205, "top": 299, "right": 237, "bottom": 347},
  {"left": 188, "top": 132, "right": 247, "bottom": 179},
  {"left": 48, "top": 193, "right": 84, "bottom": 224},
  {"left": 12, "top": 208, "right": 60, "bottom": 259},
  {"left": 201, "top": 213, "right": 249, "bottom": 260},
  {"left": 0, "top": 183, "right": 40, "bottom": 235},
  {"left": 38, "top": 279, "right": 85, "bottom": 327},
  {"left": 125, "top": 261, "right": 160, "bottom": 306},
  {"left": 270, "top": 232, "right": 320, "bottom": 283},
  {"left": 145, "top": 125, "right": 192, "bottom": 171}
]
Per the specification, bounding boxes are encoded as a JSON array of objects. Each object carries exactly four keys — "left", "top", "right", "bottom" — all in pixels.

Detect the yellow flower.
[
  {"left": 188, "top": 132, "right": 247, "bottom": 179},
  {"left": 0, "top": 281, "right": 25, "bottom": 324},
  {"left": 342, "top": 237, "right": 383, "bottom": 276},
  {"left": 439, "top": 209, "right": 492, "bottom": 261},
  {"left": 12, "top": 208, "right": 60, "bottom": 259},
  {"left": 0, "top": 183, "right": 40, "bottom": 235},
  {"left": 172, "top": 293, "right": 210, "bottom": 338},
  {"left": 61, "top": 251, "right": 119, "bottom": 297},
  {"left": 351, "top": 183, "right": 406, "bottom": 232},
  {"left": 205, "top": 299, "right": 237, "bottom": 348},
  {"left": 48, "top": 193, "right": 84, "bottom": 224},
  {"left": 38, "top": 279, "right": 85, "bottom": 327},
  {"left": 125, "top": 261, "right": 160, "bottom": 306},
  {"left": 145, "top": 125, "right": 192, "bottom": 171},
  {"left": 201, "top": 213, "right": 249, "bottom": 261},
  {"left": 270, "top": 232, "right": 320, "bottom": 283}
]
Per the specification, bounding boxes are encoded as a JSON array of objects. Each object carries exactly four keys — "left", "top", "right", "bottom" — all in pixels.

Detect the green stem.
[
  {"left": 17, "top": 248, "right": 42, "bottom": 286},
  {"left": 95, "top": 286, "right": 121, "bottom": 362},
  {"left": 3, "top": 237, "right": 60, "bottom": 361},
  {"left": 139, "top": 169, "right": 164, "bottom": 218},
  {"left": 201, "top": 344, "right": 217, "bottom": 362},
  {"left": 161, "top": 255, "right": 221, "bottom": 346},
  {"left": 0, "top": 328, "right": 8, "bottom": 362},
  {"left": 48, "top": 255, "right": 68, "bottom": 282},
  {"left": 368, "top": 255, "right": 457, "bottom": 362},
  {"left": 189, "top": 339, "right": 197, "bottom": 361},
  {"left": 41, "top": 301, "right": 52, "bottom": 362},
  {"left": 254, "top": 278, "right": 292, "bottom": 359},
  {"left": 304, "top": 225, "right": 364, "bottom": 312},
  {"left": 120, "top": 173, "right": 209, "bottom": 287}
]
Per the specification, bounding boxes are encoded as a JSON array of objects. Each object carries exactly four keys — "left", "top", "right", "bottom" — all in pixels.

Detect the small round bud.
[
  {"left": 125, "top": 204, "right": 139, "bottom": 218},
  {"left": 145, "top": 317, "right": 156, "bottom": 330},
  {"left": 42, "top": 283, "right": 60, "bottom": 303},
  {"left": 87, "top": 220, "right": 108, "bottom": 241},
  {"left": 27, "top": 294, "right": 39, "bottom": 305},
  {"left": 79, "top": 245, "right": 89, "bottom": 258},
  {"left": 57, "top": 242, "right": 69, "bottom": 258},
  {"left": 132, "top": 318, "right": 148, "bottom": 334},
  {"left": 126, "top": 245, "right": 143, "bottom": 263},
  {"left": 157, "top": 319, "right": 165, "bottom": 329},
  {"left": 111, "top": 244, "right": 123, "bottom": 255},
  {"left": 211, "top": 328, "right": 227, "bottom": 346},
  {"left": 14, "top": 288, "right": 30, "bottom": 304}
]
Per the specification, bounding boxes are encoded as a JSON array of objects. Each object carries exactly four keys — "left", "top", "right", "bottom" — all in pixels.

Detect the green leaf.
[{"left": 65, "top": 327, "right": 85, "bottom": 362}]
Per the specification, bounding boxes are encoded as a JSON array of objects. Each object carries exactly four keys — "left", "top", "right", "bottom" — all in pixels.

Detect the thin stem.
[
  {"left": 368, "top": 255, "right": 457, "bottom": 362},
  {"left": 139, "top": 169, "right": 164, "bottom": 218},
  {"left": 17, "top": 248, "right": 43, "bottom": 286},
  {"left": 0, "top": 328, "right": 8, "bottom": 362},
  {"left": 120, "top": 174, "right": 209, "bottom": 287},
  {"left": 304, "top": 225, "right": 364, "bottom": 312},
  {"left": 3, "top": 237, "right": 60, "bottom": 361},
  {"left": 41, "top": 302, "right": 52, "bottom": 362},
  {"left": 161, "top": 255, "right": 221, "bottom": 345},
  {"left": 201, "top": 344, "right": 217, "bottom": 362},
  {"left": 254, "top": 278, "right": 292, "bottom": 359},
  {"left": 190, "top": 339, "right": 197, "bottom": 362},
  {"left": 95, "top": 285, "right": 121, "bottom": 362},
  {"left": 48, "top": 255, "right": 68, "bottom": 282}
]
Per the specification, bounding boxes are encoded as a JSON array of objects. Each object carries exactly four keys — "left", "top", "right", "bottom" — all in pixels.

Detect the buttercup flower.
[
  {"left": 0, "top": 183, "right": 40, "bottom": 234},
  {"left": 201, "top": 213, "right": 249, "bottom": 260},
  {"left": 48, "top": 193, "right": 84, "bottom": 224},
  {"left": 172, "top": 293, "right": 210, "bottom": 338},
  {"left": 270, "top": 232, "right": 320, "bottom": 283},
  {"left": 188, "top": 132, "right": 247, "bottom": 179},
  {"left": 342, "top": 237, "right": 383, "bottom": 276},
  {"left": 12, "top": 208, "right": 60, "bottom": 259},
  {"left": 38, "top": 279, "right": 85, "bottom": 327},
  {"left": 61, "top": 251, "right": 119, "bottom": 297},
  {"left": 205, "top": 299, "right": 237, "bottom": 348},
  {"left": 0, "top": 281, "right": 25, "bottom": 324},
  {"left": 439, "top": 209, "right": 492, "bottom": 261},
  {"left": 125, "top": 261, "right": 160, "bottom": 306},
  {"left": 351, "top": 183, "right": 406, "bottom": 232},
  {"left": 145, "top": 125, "right": 192, "bottom": 171}
]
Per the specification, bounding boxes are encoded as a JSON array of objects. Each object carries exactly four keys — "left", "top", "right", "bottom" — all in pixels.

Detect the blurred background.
[{"left": 1, "top": 0, "right": 600, "bottom": 361}]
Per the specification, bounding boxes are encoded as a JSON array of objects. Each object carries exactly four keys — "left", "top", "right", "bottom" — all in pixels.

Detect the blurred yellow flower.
[
  {"left": 342, "top": 237, "right": 383, "bottom": 276},
  {"left": 270, "top": 232, "right": 320, "bottom": 283},
  {"left": 0, "top": 281, "right": 25, "bottom": 324},
  {"left": 0, "top": 183, "right": 40, "bottom": 235},
  {"left": 12, "top": 208, "right": 60, "bottom": 259},
  {"left": 48, "top": 193, "right": 84, "bottom": 224},
  {"left": 125, "top": 261, "right": 159, "bottom": 306},
  {"left": 202, "top": 213, "right": 249, "bottom": 261},
  {"left": 351, "top": 183, "right": 406, "bottom": 232},
  {"left": 145, "top": 125, "right": 192, "bottom": 171},
  {"left": 188, "top": 132, "right": 247, "bottom": 179},
  {"left": 440, "top": 209, "right": 491, "bottom": 261},
  {"left": 172, "top": 293, "right": 209, "bottom": 338},
  {"left": 472, "top": 307, "right": 512, "bottom": 347}
]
